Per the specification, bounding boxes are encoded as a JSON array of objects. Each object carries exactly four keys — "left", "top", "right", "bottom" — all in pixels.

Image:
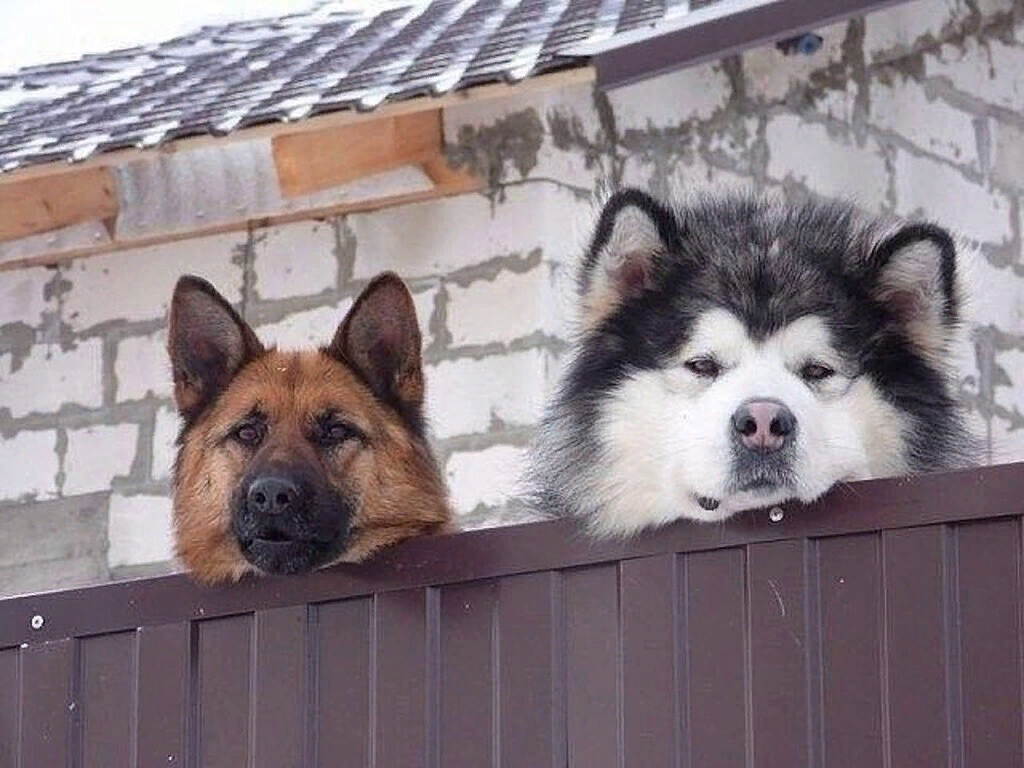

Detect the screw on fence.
[
  {"left": 768, "top": 507, "right": 784, "bottom": 523},
  {"left": 30, "top": 614, "right": 44, "bottom": 630}
]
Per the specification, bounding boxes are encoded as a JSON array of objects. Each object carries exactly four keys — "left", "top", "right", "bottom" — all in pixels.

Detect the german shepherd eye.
[
  {"left": 684, "top": 356, "right": 721, "bottom": 378},
  {"left": 233, "top": 423, "right": 264, "bottom": 447},
  {"left": 800, "top": 362, "right": 835, "bottom": 382},
  {"left": 315, "top": 420, "right": 363, "bottom": 448}
]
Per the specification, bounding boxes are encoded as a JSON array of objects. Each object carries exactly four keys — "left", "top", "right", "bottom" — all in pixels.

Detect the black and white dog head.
[{"left": 532, "top": 188, "right": 977, "bottom": 535}]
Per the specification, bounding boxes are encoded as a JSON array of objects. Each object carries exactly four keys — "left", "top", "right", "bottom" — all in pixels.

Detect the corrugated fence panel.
[
  {"left": 621, "top": 554, "right": 677, "bottom": 768},
  {"left": 748, "top": 539, "right": 809, "bottom": 768},
  {"left": 79, "top": 631, "right": 135, "bottom": 768},
  {"left": 314, "top": 597, "right": 371, "bottom": 767},
  {"left": 563, "top": 564, "right": 619, "bottom": 768},
  {"left": 882, "top": 525, "right": 951, "bottom": 767},
  {"left": 375, "top": 588, "right": 430, "bottom": 768},
  {"left": 497, "top": 571, "right": 561, "bottom": 768},
  {"left": 253, "top": 605, "right": 307, "bottom": 768},
  {"left": 21, "top": 638, "right": 74, "bottom": 767},
  {"left": 4, "top": 466, "right": 1024, "bottom": 767},
  {"left": 957, "top": 518, "right": 1023, "bottom": 767},
  {"left": 136, "top": 623, "right": 189, "bottom": 767},
  {"left": 684, "top": 547, "right": 748, "bottom": 767},
  {"left": 818, "top": 533, "right": 884, "bottom": 768},
  {"left": 197, "top": 614, "right": 253, "bottom": 767},
  {"left": 0, "top": 645, "right": 20, "bottom": 766},
  {"left": 440, "top": 580, "right": 498, "bottom": 768}
]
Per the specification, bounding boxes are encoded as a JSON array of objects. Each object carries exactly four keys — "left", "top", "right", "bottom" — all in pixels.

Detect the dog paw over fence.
[{"left": 1, "top": 463, "right": 1022, "bottom": 766}]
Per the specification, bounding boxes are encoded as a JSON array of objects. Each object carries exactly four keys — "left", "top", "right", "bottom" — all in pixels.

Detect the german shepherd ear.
[
  {"left": 168, "top": 275, "right": 264, "bottom": 420},
  {"left": 329, "top": 272, "right": 424, "bottom": 410},
  {"left": 868, "top": 222, "right": 961, "bottom": 357},
  {"left": 579, "top": 188, "right": 674, "bottom": 330}
]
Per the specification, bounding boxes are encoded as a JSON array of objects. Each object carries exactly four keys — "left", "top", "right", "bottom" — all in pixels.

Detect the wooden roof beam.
[{"left": 0, "top": 166, "right": 118, "bottom": 243}]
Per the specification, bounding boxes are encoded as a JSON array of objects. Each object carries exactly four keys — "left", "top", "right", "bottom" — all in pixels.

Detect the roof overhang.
[{"left": 568, "top": 0, "right": 917, "bottom": 91}]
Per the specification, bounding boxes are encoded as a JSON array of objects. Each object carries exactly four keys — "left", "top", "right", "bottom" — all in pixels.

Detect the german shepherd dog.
[{"left": 167, "top": 272, "right": 451, "bottom": 584}]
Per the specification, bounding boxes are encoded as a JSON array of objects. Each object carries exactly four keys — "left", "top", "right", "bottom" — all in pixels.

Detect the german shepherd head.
[{"left": 167, "top": 272, "right": 451, "bottom": 584}]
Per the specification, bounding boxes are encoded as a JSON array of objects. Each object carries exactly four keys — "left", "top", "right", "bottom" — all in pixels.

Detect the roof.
[
  {"left": 0, "top": 0, "right": 685, "bottom": 173},
  {"left": 0, "top": 0, "right": 907, "bottom": 175}
]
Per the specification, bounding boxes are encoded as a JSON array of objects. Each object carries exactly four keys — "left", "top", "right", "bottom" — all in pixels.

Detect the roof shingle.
[{"left": 0, "top": 0, "right": 684, "bottom": 173}]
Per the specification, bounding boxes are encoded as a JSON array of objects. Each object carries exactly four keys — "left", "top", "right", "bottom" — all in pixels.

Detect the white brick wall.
[
  {"left": 115, "top": 329, "right": 172, "bottom": 401},
  {"left": 446, "top": 444, "right": 528, "bottom": 515},
  {"left": 869, "top": 77, "right": 980, "bottom": 167},
  {"left": 107, "top": 493, "right": 175, "bottom": 569},
  {"left": 446, "top": 264, "right": 559, "bottom": 347},
  {"left": 349, "top": 184, "right": 592, "bottom": 279},
  {"left": 893, "top": 150, "right": 1013, "bottom": 244},
  {"left": 993, "top": 120, "right": 1024, "bottom": 191},
  {"left": 0, "top": 267, "right": 53, "bottom": 327},
  {"left": 64, "top": 424, "right": 139, "bottom": 496},
  {"left": 63, "top": 233, "right": 243, "bottom": 330},
  {"left": 0, "top": 430, "right": 58, "bottom": 500},
  {"left": 928, "top": 38, "right": 1024, "bottom": 110},
  {"left": 152, "top": 406, "right": 179, "bottom": 482},
  {"left": 1, "top": 340, "right": 103, "bottom": 418},
  {"left": 426, "top": 349, "right": 554, "bottom": 440},
  {"left": 608, "top": 61, "right": 730, "bottom": 128},
  {"left": 257, "top": 301, "right": 353, "bottom": 349},
  {"left": 253, "top": 220, "right": 337, "bottom": 300},
  {"left": 766, "top": 116, "right": 890, "bottom": 211}
]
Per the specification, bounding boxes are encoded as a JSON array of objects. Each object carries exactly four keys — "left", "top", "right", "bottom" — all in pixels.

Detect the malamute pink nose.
[{"left": 731, "top": 399, "right": 796, "bottom": 451}]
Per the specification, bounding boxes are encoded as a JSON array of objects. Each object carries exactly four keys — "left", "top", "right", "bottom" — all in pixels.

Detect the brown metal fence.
[{"left": 2, "top": 462, "right": 1023, "bottom": 767}]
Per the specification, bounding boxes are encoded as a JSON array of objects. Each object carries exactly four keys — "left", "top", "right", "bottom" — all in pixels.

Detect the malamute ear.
[
  {"left": 868, "top": 222, "right": 960, "bottom": 356},
  {"left": 168, "top": 275, "right": 265, "bottom": 421},
  {"left": 329, "top": 272, "right": 424, "bottom": 410},
  {"left": 579, "top": 188, "right": 675, "bottom": 330}
]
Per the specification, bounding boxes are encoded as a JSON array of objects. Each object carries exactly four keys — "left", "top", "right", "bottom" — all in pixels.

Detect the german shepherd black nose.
[{"left": 247, "top": 475, "right": 302, "bottom": 517}]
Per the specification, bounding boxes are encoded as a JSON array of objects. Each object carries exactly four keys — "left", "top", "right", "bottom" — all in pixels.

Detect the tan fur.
[{"left": 169, "top": 273, "right": 451, "bottom": 585}]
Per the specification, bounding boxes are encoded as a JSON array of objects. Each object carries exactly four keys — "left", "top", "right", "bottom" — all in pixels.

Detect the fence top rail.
[{"left": 2, "top": 462, "right": 1021, "bottom": 648}]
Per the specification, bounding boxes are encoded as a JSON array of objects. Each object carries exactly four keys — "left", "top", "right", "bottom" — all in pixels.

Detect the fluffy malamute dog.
[{"left": 530, "top": 188, "right": 978, "bottom": 535}]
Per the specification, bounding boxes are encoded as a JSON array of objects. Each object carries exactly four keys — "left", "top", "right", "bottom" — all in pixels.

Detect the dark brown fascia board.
[{"left": 580, "top": 0, "right": 917, "bottom": 90}]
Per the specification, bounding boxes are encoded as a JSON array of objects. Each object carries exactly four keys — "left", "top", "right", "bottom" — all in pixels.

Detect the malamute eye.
[
  {"left": 800, "top": 362, "right": 835, "bottom": 382},
  {"left": 684, "top": 356, "right": 721, "bottom": 378},
  {"left": 233, "top": 423, "right": 264, "bottom": 447}
]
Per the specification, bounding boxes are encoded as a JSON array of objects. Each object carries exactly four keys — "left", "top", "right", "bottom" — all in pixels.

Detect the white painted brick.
[
  {"left": 257, "top": 301, "right": 351, "bottom": 349},
  {"left": 152, "top": 406, "right": 180, "bottom": 482},
  {"left": 864, "top": 0, "right": 965, "bottom": 62},
  {"left": 115, "top": 329, "right": 172, "bottom": 401},
  {"left": 446, "top": 445, "right": 527, "bottom": 514},
  {"left": 870, "top": 77, "right": 979, "bottom": 167},
  {"left": 927, "top": 37, "right": 1024, "bottom": 111},
  {"left": 744, "top": 20, "right": 848, "bottom": 103},
  {"left": 64, "top": 423, "right": 139, "bottom": 496},
  {"left": 446, "top": 265, "right": 559, "bottom": 347},
  {"left": 766, "top": 115, "right": 889, "bottom": 211},
  {"left": 608, "top": 61, "right": 730, "bottom": 129},
  {"left": 426, "top": 349, "right": 553, "bottom": 440},
  {"left": 446, "top": 81, "right": 599, "bottom": 191},
  {"left": 349, "top": 175, "right": 593, "bottom": 280},
  {"left": 253, "top": 220, "right": 337, "bottom": 300},
  {"left": 893, "top": 150, "right": 1012, "bottom": 244},
  {"left": 0, "top": 267, "right": 53, "bottom": 327},
  {"left": 0, "top": 430, "right": 58, "bottom": 500},
  {"left": 965, "top": 258, "right": 1024, "bottom": 329},
  {"left": 107, "top": 493, "right": 175, "bottom": 568},
  {"left": 992, "top": 120, "right": 1024, "bottom": 191},
  {"left": 63, "top": 232, "right": 244, "bottom": 330},
  {"left": 256, "top": 285, "right": 437, "bottom": 351},
  {"left": 0, "top": 339, "right": 103, "bottom": 418}
]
